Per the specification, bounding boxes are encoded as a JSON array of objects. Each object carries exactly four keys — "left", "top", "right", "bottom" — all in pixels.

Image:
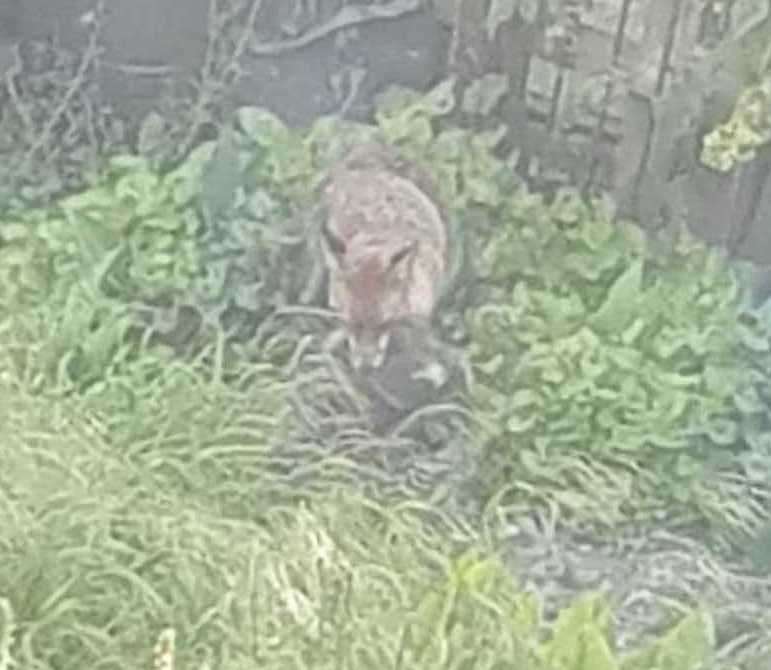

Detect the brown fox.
[{"left": 319, "top": 141, "right": 448, "bottom": 370}]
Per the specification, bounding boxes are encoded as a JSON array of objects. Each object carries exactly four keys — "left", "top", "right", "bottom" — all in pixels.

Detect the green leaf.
[
  {"left": 87, "top": 244, "right": 125, "bottom": 293},
  {"left": 619, "top": 318, "right": 646, "bottom": 345},
  {"left": 382, "top": 113, "right": 434, "bottom": 148},
  {"left": 621, "top": 608, "right": 714, "bottom": 670},
  {"left": 306, "top": 116, "right": 376, "bottom": 160},
  {"left": 734, "top": 385, "right": 764, "bottom": 414},
  {"left": 237, "top": 106, "right": 290, "bottom": 144},
  {"left": 148, "top": 252, "right": 174, "bottom": 267},
  {"left": 0, "top": 221, "right": 32, "bottom": 241},
  {"left": 738, "top": 321, "right": 770, "bottom": 351},
  {"left": 374, "top": 84, "right": 423, "bottom": 120},
  {"left": 472, "top": 125, "right": 508, "bottom": 152},
  {"left": 56, "top": 288, "right": 93, "bottom": 348},
  {"left": 577, "top": 214, "right": 615, "bottom": 249},
  {"left": 108, "top": 154, "right": 150, "bottom": 173},
  {"left": 0, "top": 245, "right": 33, "bottom": 267},
  {"left": 544, "top": 593, "right": 617, "bottom": 670},
  {"left": 553, "top": 489, "right": 602, "bottom": 514},
  {"left": 81, "top": 313, "right": 130, "bottom": 378},
  {"left": 432, "top": 128, "right": 468, "bottom": 161},
  {"left": 541, "top": 362, "right": 566, "bottom": 384},
  {"left": 419, "top": 77, "right": 456, "bottom": 117},
  {"left": 506, "top": 412, "right": 538, "bottom": 434},
  {"left": 164, "top": 141, "right": 217, "bottom": 205},
  {"left": 552, "top": 188, "right": 588, "bottom": 225},
  {"left": 476, "top": 353, "right": 505, "bottom": 376},
  {"left": 534, "top": 291, "right": 585, "bottom": 329},
  {"left": 576, "top": 628, "right": 619, "bottom": 670},
  {"left": 705, "top": 416, "right": 738, "bottom": 446},
  {"left": 646, "top": 429, "right": 688, "bottom": 450},
  {"left": 590, "top": 259, "right": 643, "bottom": 334},
  {"left": 450, "top": 550, "right": 499, "bottom": 592},
  {"left": 564, "top": 251, "right": 605, "bottom": 280},
  {"left": 655, "top": 370, "right": 700, "bottom": 389},
  {"left": 139, "top": 215, "right": 182, "bottom": 232},
  {"left": 509, "top": 591, "right": 541, "bottom": 636},
  {"left": 59, "top": 187, "right": 114, "bottom": 214},
  {"left": 150, "top": 233, "right": 176, "bottom": 251},
  {"left": 616, "top": 219, "right": 648, "bottom": 255},
  {"left": 114, "top": 170, "right": 160, "bottom": 204},
  {"left": 703, "top": 364, "right": 741, "bottom": 397},
  {"left": 509, "top": 389, "right": 541, "bottom": 410},
  {"left": 464, "top": 174, "right": 501, "bottom": 206}
]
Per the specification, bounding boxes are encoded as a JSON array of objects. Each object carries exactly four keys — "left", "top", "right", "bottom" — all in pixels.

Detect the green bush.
[
  {"left": 0, "top": 150, "right": 209, "bottom": 309},
  {"left": 469, "top": 187, "right": 760, "bottom": 530},
  {"left": 0, "top": 148, "right": 213, "bottom": 389},
  {"left": 0, "top": 107, "right": 324, "bottom": 390}
]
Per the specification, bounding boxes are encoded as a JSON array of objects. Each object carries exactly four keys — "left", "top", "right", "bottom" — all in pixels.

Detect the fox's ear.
[
  {"left": 388, "top": 241, "right": 416, "bottom": 270},
  {"left": 320, "top": 220, "right": 346, "bottom": 269}
]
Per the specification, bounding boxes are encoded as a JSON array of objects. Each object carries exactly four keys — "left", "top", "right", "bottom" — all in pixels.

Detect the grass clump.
[{"left": 0, "top": 355, "right": 718, "bottom": 669}]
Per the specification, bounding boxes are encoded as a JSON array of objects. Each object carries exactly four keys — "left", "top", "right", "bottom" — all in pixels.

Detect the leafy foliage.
[
  {"left": 0, "top": 107, "right": 321, "bottom": 388},
  {"left": 0, "top": 148, "right": 215, "bottom": 390},
  {"left": 697, "top": 269, "right": 771, "bottom": 555},
  {"left": 469, "top": 186, "right": 766, "bottom": 533}
]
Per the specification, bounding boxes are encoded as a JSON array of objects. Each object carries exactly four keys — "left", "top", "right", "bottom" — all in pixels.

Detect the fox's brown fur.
[{"left": 320, "top": 141, "right": 448, "bottom": 370}]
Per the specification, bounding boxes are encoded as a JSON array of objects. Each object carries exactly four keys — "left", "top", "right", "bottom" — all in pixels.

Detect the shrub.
[
  {"left": 0, "top": 108, "right": 322, "bottom": 389},
  {"left": 469, "top": 187, "right": 761, "bottom": 532}
]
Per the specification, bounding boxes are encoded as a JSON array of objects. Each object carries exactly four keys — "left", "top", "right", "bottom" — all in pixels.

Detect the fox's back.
[{"left": 322, "top": 167, "right": 447, "bottom": 255}]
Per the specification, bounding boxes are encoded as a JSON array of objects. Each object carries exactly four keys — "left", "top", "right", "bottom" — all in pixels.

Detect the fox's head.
[{"left": 321, "top": 221, "right": 418, "bottom": 370}]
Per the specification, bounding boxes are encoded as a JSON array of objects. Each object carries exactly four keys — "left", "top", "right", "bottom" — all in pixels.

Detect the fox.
[{"left": 319, "top": 140, "right": 449, "bottom": 371}]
